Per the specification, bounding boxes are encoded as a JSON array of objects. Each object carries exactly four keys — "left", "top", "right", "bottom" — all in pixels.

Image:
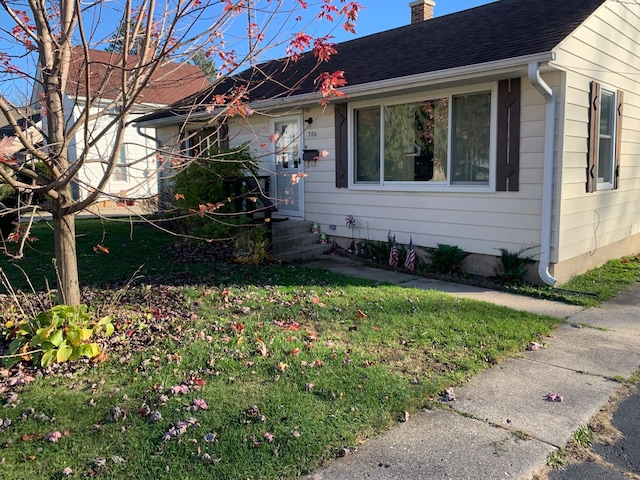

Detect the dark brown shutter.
[
  {"left": 614, "top": 90, "right": 623, "bottom": 189},
  {"left": 586, "top": 81, "right": 600, "bottom": 193},
  {"left": 335, "top": 102, "right": 348, "bottom": 188},
  {"left": 496, "top": 78, "right": 521, "bottom": 192}
]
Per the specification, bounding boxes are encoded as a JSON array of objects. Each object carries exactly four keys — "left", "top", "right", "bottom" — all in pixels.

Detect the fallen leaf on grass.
[
  {"left": 93, "top": 244, "right": 109, "bottom": 254},
  {"left": 45, "top": 431, "right": 65, "bottom": 443},
  {"left": 276, "top": 362, "right": 289, "bottom": 372},
  {"left": 170, "top": 384, "right": 189, "bottom": 395},
  {"left": 357, "top": 309, "right": 367, "bottom": 319},
  {"left": 192, "top": 399, "right": 208, "bottom": 411},
  {"left": 256, "top": 338, "right": 268, "bottom": 356},
  {"left": 231, "top": 321, "right": 245, "bottom": 334},
  {"left": 92, "top": 351, "right": 108, "bottom": 363}
]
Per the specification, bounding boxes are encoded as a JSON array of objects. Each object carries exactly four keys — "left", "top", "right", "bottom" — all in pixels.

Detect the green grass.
[
  {"left": 0, "top": 218, "right": 638, "bottom": 479},
  {"left": 1, "top": 218, "right": 184, "bottom": 291},
  {"left": 557, "top": 256, "right": 640, "bottom": 305},
  {"left": 500, "top": 256, "right": 640, "bottom": 307}
]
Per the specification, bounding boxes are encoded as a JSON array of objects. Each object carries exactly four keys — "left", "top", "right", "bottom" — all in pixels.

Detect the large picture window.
[{"left": 352, "top": 89, "right": 493, "bottom": 188}]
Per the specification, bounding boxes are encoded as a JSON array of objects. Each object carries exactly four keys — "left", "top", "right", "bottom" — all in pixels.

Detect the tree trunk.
[{"left": 53, "top": 212, "right": 81, "bottom": 305}]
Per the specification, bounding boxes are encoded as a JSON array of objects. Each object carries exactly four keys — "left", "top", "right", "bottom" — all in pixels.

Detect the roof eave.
[
  {"left": 260, "top": 51, "right": 559, "bottom": 109},
  {"left": 136, "top": 51, "right": 558, "bottom": 127}
]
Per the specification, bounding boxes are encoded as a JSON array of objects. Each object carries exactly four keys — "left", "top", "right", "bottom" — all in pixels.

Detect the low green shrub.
[
  {"left": 428, "top": 244, "right": 469, "bottom": 275},
  {"left": 234, "top": 225, "right": 272, "bottom": 264},
  {"left": 495, "top": 246, "right": 536, "bottom": 284},
  {"left": 356, "top": 235, "right": 403, "bottom": 264},
  {"left": 173, "top": 144, "right": 259, "bottom": 240}
]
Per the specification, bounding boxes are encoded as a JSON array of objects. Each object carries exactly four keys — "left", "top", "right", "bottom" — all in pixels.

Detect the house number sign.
[{"left": 307, "top": 130, "right": 318, "bottom": 138}]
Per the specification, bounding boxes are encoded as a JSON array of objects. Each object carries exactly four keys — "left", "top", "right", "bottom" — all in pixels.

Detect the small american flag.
[
  {"left": 404, "top": 237, "right": 416, "bottom": 271},
  {"left": 389, "top": 236, "right": 399, "bottom": 267}
]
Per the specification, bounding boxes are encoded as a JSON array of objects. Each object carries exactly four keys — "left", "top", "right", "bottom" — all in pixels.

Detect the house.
[
  {"left": 31, "top": 48, "right": 209, "bottom": 206},
  {"left": 138, "top": 0, "right": 640, "bottom": 285}
]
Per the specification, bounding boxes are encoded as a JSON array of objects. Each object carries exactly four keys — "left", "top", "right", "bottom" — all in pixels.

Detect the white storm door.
[{"left": 273, "top": 117, "right": 304, "bottom": 218}]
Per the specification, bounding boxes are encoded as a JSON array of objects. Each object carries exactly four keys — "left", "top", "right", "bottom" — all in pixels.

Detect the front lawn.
[{"left": 0, "top": 218, "right": 594, "bottom": 479}]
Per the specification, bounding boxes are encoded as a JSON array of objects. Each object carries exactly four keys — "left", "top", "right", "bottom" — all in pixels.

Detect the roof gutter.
[
  {"left": 136, "top": 52, "right": 556, "bottom": 128},
  {"left": 527, "top": 62, "right": 557, "bottom": 287},
  {"left": 336, "top": 51, "right": 556, "bottom": 100}
]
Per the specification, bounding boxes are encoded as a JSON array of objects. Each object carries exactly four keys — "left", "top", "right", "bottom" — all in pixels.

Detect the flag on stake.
[
  {"left": 404, "top": 237, "right": 416, "bottom": 271},
  {"left": 389, "top": 236, "right": 399, "bottom": 267}
]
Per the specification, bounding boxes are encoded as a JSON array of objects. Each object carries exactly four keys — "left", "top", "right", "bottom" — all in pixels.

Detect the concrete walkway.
[{"left": 298, "top": 255, "right": 640, "bottom": 480}]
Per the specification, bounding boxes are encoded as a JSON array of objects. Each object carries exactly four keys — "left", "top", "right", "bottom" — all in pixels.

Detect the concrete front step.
[
  {"left": 271, "top": 219, "right": 333, "bottom": 262},
  {"left": 273, "top": 242, "right": 333, "bottom": 263}
]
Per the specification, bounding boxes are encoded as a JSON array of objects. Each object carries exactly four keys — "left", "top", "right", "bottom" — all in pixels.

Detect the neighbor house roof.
[
  {"left": 139, "top": 0, "right": 607, "bottom": 122},
  {"left": 65, "top": 47, "right": 210, "bottom": 105}
]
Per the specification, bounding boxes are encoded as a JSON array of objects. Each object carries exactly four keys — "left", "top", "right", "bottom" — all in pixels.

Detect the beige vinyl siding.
[
  {"left": 297, "top": 84, "right": 547, "bottom": 257},
  {"left": 554, "top": 0, "right": 640, "bottom": 264}
]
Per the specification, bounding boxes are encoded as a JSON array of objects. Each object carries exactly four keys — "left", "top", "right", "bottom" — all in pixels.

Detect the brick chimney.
[{"left": 410, "top": 0, "right": 435, "bottom": 23}]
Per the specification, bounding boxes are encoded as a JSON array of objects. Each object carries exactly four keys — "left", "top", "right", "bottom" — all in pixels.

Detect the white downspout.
[{"left": 527, "top": 62, "right": 557, "bottom": 286}]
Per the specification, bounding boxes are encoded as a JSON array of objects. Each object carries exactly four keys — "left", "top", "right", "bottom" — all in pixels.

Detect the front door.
[{"left": 273, "top": 117, "right": 304, "bottom": 218}]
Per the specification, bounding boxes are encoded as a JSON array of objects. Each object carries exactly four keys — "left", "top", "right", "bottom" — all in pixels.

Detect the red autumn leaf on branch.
[
  {"left": 287, "top": 32, "right": 313, "bottom": 61},
  {"left": 316, "top": 70, "right": 347, "bottom": 105},
  {"left": 313, "top": 36, "right": 337, "bottom": 62}
]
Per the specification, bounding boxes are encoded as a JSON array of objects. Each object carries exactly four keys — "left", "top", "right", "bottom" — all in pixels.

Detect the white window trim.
[
  {"left": 111, "top": 144, "right": 129, "bottom": 183},
  {"left": 596, "top": 85, "right": 617, "bottom": 191},
  {"left": 347, "top": 83, "right": 498, "bottom": 193}
]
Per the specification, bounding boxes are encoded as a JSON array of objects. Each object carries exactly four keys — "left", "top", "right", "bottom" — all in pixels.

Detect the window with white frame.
[
  {"left": 597, "top": 88, "right": 616, "bottom": 188},
  {"left": 113, "top": 145, "right": 128, "bottom": 182},
  {"left": 352, "top": 88, "right": 494, "bottom": 188},
  {"left": 587, "top": 81, "right": 623, "bottom": 193}
]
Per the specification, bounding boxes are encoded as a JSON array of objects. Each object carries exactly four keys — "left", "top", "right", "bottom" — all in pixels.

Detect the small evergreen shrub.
[
  {"left": 495, "top": 246, "right": 536, "bottom": 284},
  {"left": 427, "top": 244, "right": 469, "bottom": 275}
]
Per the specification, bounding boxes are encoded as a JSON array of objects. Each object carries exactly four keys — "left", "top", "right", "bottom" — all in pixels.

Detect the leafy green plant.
[
  {"left": 3, "top": 304, "right": 114, "bottom": 367},
  {"left": 356, "top": 232, "right": 406, "bottom": 264},
  {"left": 427, "top": 244, "right": 469, "bottom": 275},
  {"left": 234, "top": 225, "right": 272, "bottom": 264},
  {"left": 495, "top": 246, "right": 536, "bottom": 284},
  {"left": 546, "top": 449, "right": 566, "bottom": 468},
  {"left": 572, "top": 425, "right": 593, "bottom": 448},
  {"left": 173, "top": 144, "right": 260, "bottom": 239}
]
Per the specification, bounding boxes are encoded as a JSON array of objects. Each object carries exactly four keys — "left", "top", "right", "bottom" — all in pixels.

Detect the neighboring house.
[
  {"left": 139, "top": 0, "right": 640, "bottom": 284},
  {"left": 32, "top": 48, "right": 209, "bottom": 205}
]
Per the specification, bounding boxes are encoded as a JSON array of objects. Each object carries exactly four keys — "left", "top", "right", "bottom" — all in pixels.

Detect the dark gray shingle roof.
[{"left": 142, "top": 0, "right": 606, "bottom": 121}]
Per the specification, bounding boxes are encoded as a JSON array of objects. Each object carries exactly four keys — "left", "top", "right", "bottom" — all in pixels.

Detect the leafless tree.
[{"left": 0, "top": 0, "right": 360, "bottom": 304}]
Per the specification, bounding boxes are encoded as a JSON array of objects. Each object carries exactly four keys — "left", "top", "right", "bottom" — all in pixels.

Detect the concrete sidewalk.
[{"left": 298, "top": 254, "right": 640, "bottom": 480}]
